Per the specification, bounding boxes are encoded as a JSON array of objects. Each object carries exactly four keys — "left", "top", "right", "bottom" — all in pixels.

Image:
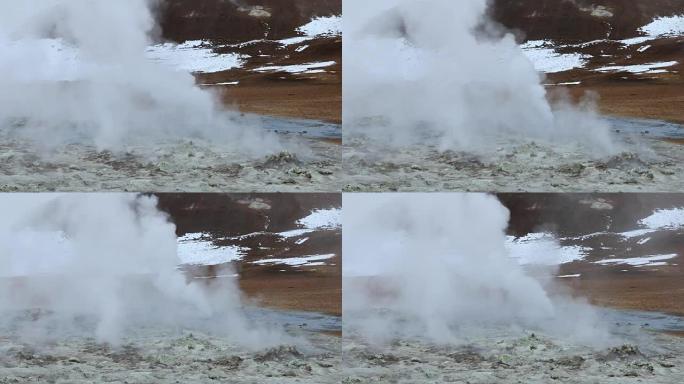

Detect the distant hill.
[
  {"left": 157, "top": 0, "right": 341, "bottom": 42},
  {"left": 489, "top": 0, "right": 683, "bottom": 41}
]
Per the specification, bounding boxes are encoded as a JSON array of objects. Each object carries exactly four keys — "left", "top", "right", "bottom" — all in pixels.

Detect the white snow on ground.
[
  {"left": 145, "top": 41, "right": 245, "bottom": 73},
  {"left": 229, "top": 209, "right": 341, "bottom": 241},
  {"left": 176, "top": 233, "right": 246, "bottom": 266},
  {"left": 619, "top": 15, "right": 684, "bottom": 45},
  {"left": 640, "top": 15, "right": 684, "bottom": 39},
  {"left": 544, "top": 81, "right": 582, "bottom": 86},
  {"left": 252, "top": 254, "right": 336, "bottom": 267},
  {"left": 253, "top": 61, "right": 336, "bottom": 74},
  {"left": 520, "top": 15, "right": 683, "bottom": 74},
  {"left": 637, "top": 237, "right": 651, "bottom": 245},
  {"left": 277, "top": 15, "right": 342, "bottom": 46},
  {"left": 557, "top": 274, "right": 582, "bottom": 278},
  {"left": 275, "top": 207, "right": 342, "bottom": 238},
  {"left": 595, "top": 254, "right": 678, "bottom": 267},
  {"left": 596, "top": 61, "right": 678, "bottom": 74},
  {"left": 520, "top": 40, "right": 589, "bottom": 73},
  {"left": 297, "top": 208, "right": 341, "bottom": 230},
  {"left": 505, "top": 233, "right": 589, "bottom": 266},
  {"left": 565, "top": 208, "right": 684, "bottom": 242},
  {"left": 201, "top": 81, "right": 240, "bottom": 86},
  {"left": 297, "top": 15, "right": 342, "bottom": 37},
  {"left": 0, "top": 36, "right": 245, "bottom": 77},
  {"left": 640, "top": 207, "right": 684, "bottom": 230}
]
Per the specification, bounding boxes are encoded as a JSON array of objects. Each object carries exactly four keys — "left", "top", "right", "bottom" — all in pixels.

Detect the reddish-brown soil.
[
  {"left": 240, "top": 268, "right": 341, "bottom": 316},
  {"left": 564, "top": 81, "right": 684, "bottom": 125},
  {"left": 216, "top": 79, "right": 341, "bottom": 123},
  {"left": 560, "top": 269, "right": 684, "bottom": 317},
  {"left": 204, "top": 36, "right": 341, "bottom": 122}
]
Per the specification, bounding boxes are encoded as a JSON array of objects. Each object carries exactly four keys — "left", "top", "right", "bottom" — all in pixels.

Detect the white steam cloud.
[
  {"left": 343, "top": 0, "right": 615, "bottom": 154},
  {"left": 0, "top": 194, "right": 285, "bottom": 349},
  {"left": 0, "top": 0, "right": 278, "bottom": 154},
  {"left": 343, "top": 193, "right": 612, "bottom": 346}
]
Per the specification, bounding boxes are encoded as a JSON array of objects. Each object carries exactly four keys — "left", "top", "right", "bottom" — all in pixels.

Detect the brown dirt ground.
[
  {"left": 197, "top": 38, "right": 342, "bottom": 123},
  {"left": 218, "top": 81, "right": 341, "bottom": 123},
  {"left": 239, "top": 264, "right": 342, "bottom": 316},
  {"left": 561, "top": 269, "right": 684, "bottom": 317},
  {"left": 568, "top": 82, "right": 684, "bottom": 125}
]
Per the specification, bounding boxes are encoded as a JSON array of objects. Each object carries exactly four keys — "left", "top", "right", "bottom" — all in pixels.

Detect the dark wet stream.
[{"left": 607, "top": 117, "right": 684, "bottom": 140}]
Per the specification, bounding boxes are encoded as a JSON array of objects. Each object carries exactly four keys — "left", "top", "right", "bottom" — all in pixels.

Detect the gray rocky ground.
[{"left": 343, "top": 118, "right": 684, "bottom": 192}]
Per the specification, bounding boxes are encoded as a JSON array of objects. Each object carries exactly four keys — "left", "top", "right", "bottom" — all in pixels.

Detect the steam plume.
[
  {"left": 0, "top": 0, "right": 278, "bottom": 154},
  {"left": 343, "top": 0, "right": 615, "bottom": 154},
  {"left": 343, "top": 193, "right": 612, "bottom": 346},
  {"left": 0, "top": 194, "right": 285, "bottom": 348}
]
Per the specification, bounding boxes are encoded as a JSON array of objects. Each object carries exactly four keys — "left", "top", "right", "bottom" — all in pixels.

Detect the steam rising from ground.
[
  {"left": 343, "top": 193, "right": 612, "bottom": 346},
  {"left": 0, "top": 194, "right": 285, "bottom": 349},
  {"left": 0, "top": 0, "right": 278, "bottom": 154},
  {"left": 343, "top": 0, "right": 615, "bottom": 154}
]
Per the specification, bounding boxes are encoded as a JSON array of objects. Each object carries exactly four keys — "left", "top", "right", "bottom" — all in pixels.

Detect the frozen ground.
[
  {"left": 178, "top": 207, "right": 341, "bottom": 268},
  {"left": 520, "top": 15, "right": 684, "bottom": 76},
  {"left": 0, "top": 117, "right": 341, "bottom": 192},
  {"left": 343, "top": 118, "right": 684, "bottom": 192},
  {"left": 0, "top": 309, "right": 341, "bottom": 384},
  {"left": 343, "top": 309, "right": 684, "bottom": 384},
  {"left": 507, "top": 206, "right": 684, "bottom": 269}
]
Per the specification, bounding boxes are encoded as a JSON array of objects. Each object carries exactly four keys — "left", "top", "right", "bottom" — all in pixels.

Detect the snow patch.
[
  {"left": 253, "top": 61, "right": 336, "bottom": 74},
  {"left": 277, "top": 15, "right": 341, "bottom": 47},
  {"left": 505, "top": 233, "right": 589, "bottom": 266},
  {"left": 595, "top": 254, "right": 678, "bottom": 267},
  {"left": 639, "top": 207, "right": 684, "bottom": 230},
  {"left": 177, "top": 233, "right": 246, "bottom": 266},
  {"left": 252, "top": 253, "right": 336, "bottom": 267},
  {"left": 640, "top": 15, "right": 684, "bottom": 38},
  {"left": 297, "top": 15, "right": 342, "bottom": 37},
  {"left": 146, "top": 40, "right": 245, "bottom": 73},
  {"left": 520, "top": 40, "right": 589, "bottom": 73},
  {"left": 297, "top": 208, "right": 341, "bottom": 230},
  {"left": 596, "top": 61, "right": 677, "bottom": 74}
]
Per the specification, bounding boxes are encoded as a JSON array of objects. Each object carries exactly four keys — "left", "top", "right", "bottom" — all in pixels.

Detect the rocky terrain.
[
  {"left": 0, "top": 317, "right": 341, "bottom": 384},
  {"left": 343, "top": 328, "right": 684, "bottom": 384},
  {"left": 343, "top": 117, "right": 684, "bottom": 192},
  {"left": 0, "top": 126, "right": 341, "bottom": 192}
]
